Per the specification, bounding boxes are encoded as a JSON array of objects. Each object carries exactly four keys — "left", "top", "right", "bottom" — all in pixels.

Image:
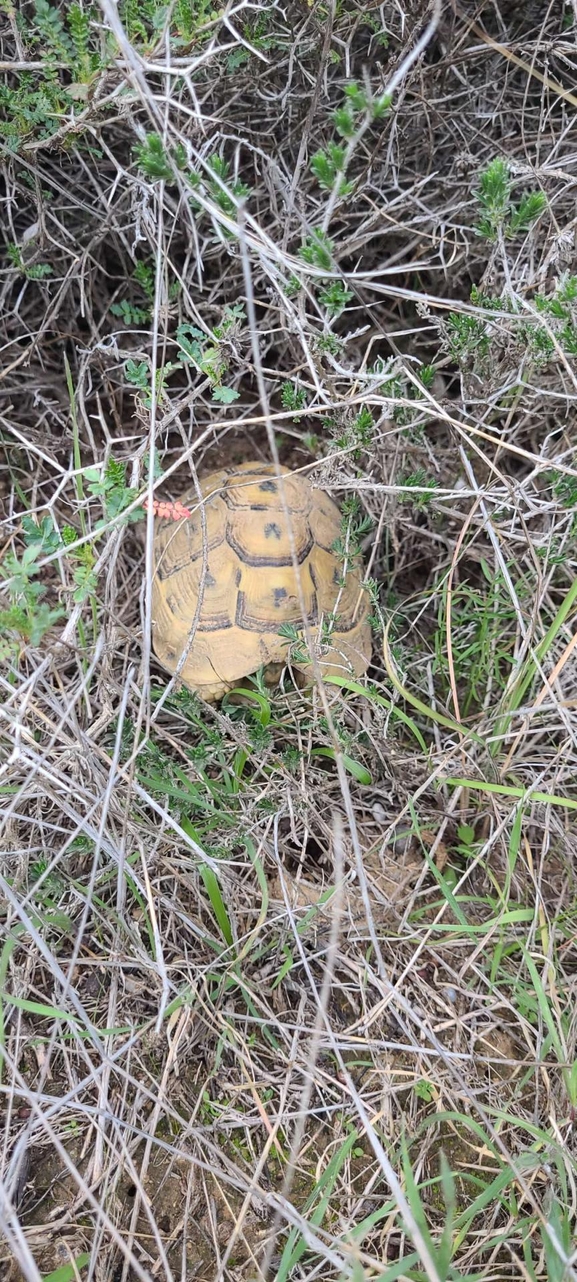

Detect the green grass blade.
[
  {"left": 503, "top": 576, "right": 577, "bottom": 715},
  {"left": 445, "top": 777, "right": 577, "bottom": 811},
  {"left": 1, "top": 994, "right": 81, "bottom": 1021},
  {"left": 325, "top": 674, "right": 428, "bottom": 752},
  {"left": 541, "top": 1196, "right": 573, "bottom": 1282},
  {"left": 520, "top": 948, "right": 566, "bottom": 1066},
  {"left": 311, "top": 746, "right": 372, "bottom": 784},
  {"left": 224, "top": 687, "right": 272, "bottom": 725},
  {"left": 198, "top": 864, "right": 234, "bottom": 949},
  {"left": 41, "top": 1255, "right": 90, "bottom": 1282},
  {"left": 0, "top": 925, "right": 26, "bottom": 1083},
  {"left": 276, "top": 1130, "right": 358, "bottom": 1282},
  {"left": 383, "top": 620, "right": 484, "bottom": 744},
  {"left": 236, "top": 838, "right": 269, "bottom": 960}
]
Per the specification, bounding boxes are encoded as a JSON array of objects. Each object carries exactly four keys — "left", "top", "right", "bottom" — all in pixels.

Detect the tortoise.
[{"left": 151, "top": 460, "right": 372, "bottom": 701}]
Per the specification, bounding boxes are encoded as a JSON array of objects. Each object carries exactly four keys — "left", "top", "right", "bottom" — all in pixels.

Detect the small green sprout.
[
  {"left": 299, "top": 230, "right": 334, "bottom": 271},
  {"left": 319, "top": 280, "right": 353, "bottom": 318},
  {"left": 475, "top": 157, "right": 547, "bottom": 240},
  {"left": 310, "top": 143, "right": 353, "bottom": 196},
  {"left": 398, "top": 469, "right": 440, "bottom": 508},
  {"left": 7, "top": 244, "right": 52, "bottom": 280},
  {"left": 281, "top": 382, "right": 307, "bottom": 416},
  {"left": 135, "top": 134, "right": 176, "bottom": 182}
]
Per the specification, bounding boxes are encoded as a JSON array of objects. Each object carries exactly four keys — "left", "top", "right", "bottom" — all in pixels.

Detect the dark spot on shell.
[
  {"left": 265, "top": 522, "right": 282, "bottom": 539},
  {"left": 260, "top": 480, "right": 277, "bottom": 493},
  {"left": 333, "top": 567, "right": 342, "bottom": 585},
  {"left": 273, "top": 587, "right": 287, "bottom": 606},
  {"left": 205, "top": 570, "right": 216, "bottom": 588}
]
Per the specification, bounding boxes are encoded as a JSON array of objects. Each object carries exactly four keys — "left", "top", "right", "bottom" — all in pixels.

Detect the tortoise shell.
[{"left": 151, "top": 461, "right": 372, "bottom": 700}]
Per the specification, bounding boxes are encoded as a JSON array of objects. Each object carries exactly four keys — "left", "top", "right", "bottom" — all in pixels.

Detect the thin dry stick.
[
  {"left": 256, "top": 811, "right": 345, "bottom": 1282},
  {"left": 452, "top": 0, "right": 577, "bottom": 110},
  {"left": 501, "top": 628, "right": 577, "bottom": 773}
]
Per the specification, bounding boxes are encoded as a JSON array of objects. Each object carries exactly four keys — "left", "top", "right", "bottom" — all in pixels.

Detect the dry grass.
[{"left": 1, "top": 1, "right": 577, "bottom": 1280}]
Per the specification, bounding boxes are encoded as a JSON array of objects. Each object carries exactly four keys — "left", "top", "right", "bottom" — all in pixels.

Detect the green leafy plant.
[
  {"left": 21, "top": 514, "right": 62, "bottom": 555},
  {"left": 280, "top": 381, "right": 307, "bottom": 417},
  {"left": 111, "top": 259, "right": 181, "bottom": 328},
  {"left": 366, "top": 357, "right": 437, "bottom": 437},
  {"left": 433, "top": 568, "right": 522, "bottom": 718},
  {"left": 212, "top": 385, "right": 239, "bottom": 404},
  {"left": 418, "top": 363, "right": 436, "bottom": 388},
  {"left": 205, "top": 154, "right": 251, "bottom": 213},
  {"left": 124, "top": 358, "right": 180, "bottom": 408},
  {"left": 334, "top": 406, "right": 375, "bottom": 461},
  {"left": 444, "top": 276, "right": 577, "bottom": 382},
  {"left": 176, "top": 320, "right": 239, "bottom": 402},
  {"left": 119, "top": 0, "right": 218, "bottom": 49},
  {"left": 135, "top": 133, "right": 177, "bottom": 182},
  {"left": 7, "top": 243, "right": 52, "bottom": 280},
  {"left": 3, "top": 462, "right": 145, "bottom": 637},
  {"left": 334, "top": 495, "right": 374, "bottom": 560},
  {"left": 0, "top": 76, "right": 63, "bottom": 148},
  {"left": 124, "top": 359, "right": 151, "bottom": 396},
  {"left": 318, "top": 279, "right": 353, "bottom": 318},
  {"left": 0, "top": 519, "right": 65, "bottom": 656},
  {"left": 133, "top": 260, "right": 155, "bottom": 299},
  {"left": 33, "top": 0, "right": 75, "bottom": 62},
  {"left": 277, "top": 620, "right": 309, "bottom": 666},
  {"left": 316, "top": 332, "right": 343, "bottom": 357},
  {"left": 445, "top": 311, "right": 491, "bottom": 365},
  {"left": 508, "top": 191, "right": 548, "bottom": 235},
  {"left": 475, "top": 157, "right": 547, "bottom": 240},
  {"left": 110, "top": 299, "right": 149, "bottom": 326},
  {"left": 124, "top": 311, "right": 242, "bottom": 407},
  {"left": 67, "top": 3, "right": 94, "bottom": 78},
  {"left": 360, "top": 13, "right": 389, "bottom": 48},
  {"left": 533, "top": 274, "right": 577, "bottom": 356},
  {"left": 310, "top": 143, "right": 353, "bottom": 195},
  {"left": 84, "top": 457, "right": 144, "bottom": 527},
  {"left": 398, "top": 468, "right": 440, "bottom": 508},
  {"left": 333, "top": 102, "right": 357, "bottom": 141},
  {"left": 0, "top": 1, "right": 106, "bottom": 148},
  {"left": 213, "top": 303, "right": 246, "bottom": 338},
  {"left": 188, "top": 154, "right": 252, "bottom": 233},
  {"left": 61, "top": 525, "right": 97, "bottom": 604},
  {"left": 177, "top": 327, "right": 215, "bottom": 384},
  {"left": 332, "top": 79, "right": 391, "bottom": 139},
  {"left": 299, "top": 230, "right": 334, "bottom": 271},
  {"left": 548, "top": 468, "right": 577, "bottom": 509},
  {"left": 282, "top": 275, "right": 301, "bottom": 299},
  {"left": 413, "top": 1079, "right": 434, "bottom": 1102},
  {"left": 171, "top": 0, "right": 215, "bottom": 42}
]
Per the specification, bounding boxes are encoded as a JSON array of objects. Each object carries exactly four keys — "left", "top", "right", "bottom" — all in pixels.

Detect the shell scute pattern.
[
  {"left": 152, "top": 461, "right": 372, "bottom": 700},
  {"left": 308, "top": 491, "right": 343, "bottom": 551},
  {"left": 226, "top": 506, "right": 313, "bottom": 567},
  {"left": 220, "top": 466, "right": 310, "bottom": 514},
  {"left": 154, "top": 493, "right": 225, "bottom": 581}
]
